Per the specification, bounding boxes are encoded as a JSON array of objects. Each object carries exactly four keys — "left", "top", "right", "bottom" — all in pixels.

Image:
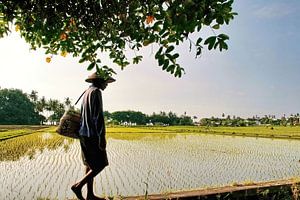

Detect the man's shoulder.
[
  {"left": 87, "top": 86, "right": 100, "bottom": 93},
  {"left": 84, "top": 86, "right": 101, "bottom": 99},
  {"left": 89, "top": 87, "right": 101, "bottom": 96}
]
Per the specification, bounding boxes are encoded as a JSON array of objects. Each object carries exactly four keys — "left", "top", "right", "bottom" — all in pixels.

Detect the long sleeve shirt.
[{"left": 79, "top": 85, "right": 105, "bottom": 137}]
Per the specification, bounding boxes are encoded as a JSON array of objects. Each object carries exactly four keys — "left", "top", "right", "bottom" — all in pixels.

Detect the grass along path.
[{"left": 121, "top": 178, "right": 300, "bottom": 200}]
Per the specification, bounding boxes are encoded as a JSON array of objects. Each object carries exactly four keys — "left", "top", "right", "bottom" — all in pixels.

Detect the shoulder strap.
[{"left": 74, "top": 90, "right": 87, "bottom": 106}]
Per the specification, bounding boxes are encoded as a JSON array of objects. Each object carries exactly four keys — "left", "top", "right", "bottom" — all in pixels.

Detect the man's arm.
[{"left": 91, "top": 89, "right": 106, "bottom": 150}]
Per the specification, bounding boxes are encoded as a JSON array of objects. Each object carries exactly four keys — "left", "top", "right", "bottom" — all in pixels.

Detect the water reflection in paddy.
[{"left": 1, "top": 133, "right": 300, "bottom": 200}]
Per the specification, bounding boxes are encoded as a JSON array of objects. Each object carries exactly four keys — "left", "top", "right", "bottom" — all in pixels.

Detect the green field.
[
  {"left": 0, "top": 125, "right": 49, "bottom": 141},
  {"left": 135, "top": 125, "right": 300, "bottom": 140},
  {"left": 0, "top": 127, "right": 71, "bottom": 161},
  {"left": 1, "top": 125, "right": 300, "bottom": 199},
  {"left": 2, "top": 123, "right": 298, "bottom": 142},
  {"left": 2, "top": 125, "right": 300, "bottom": 141},
  {"left": 2, "top": 125, "right": 300, "bottom": 162}
]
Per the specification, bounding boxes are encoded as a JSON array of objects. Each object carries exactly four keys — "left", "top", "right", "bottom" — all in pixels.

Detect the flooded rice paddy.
[{"left": 1, "top": 132, "right": 300, "bottom": 199}]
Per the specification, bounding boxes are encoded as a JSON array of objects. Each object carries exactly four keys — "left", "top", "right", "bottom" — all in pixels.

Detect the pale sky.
[{"left": 1, "top": 1, "right": 300, "bottom": 118}]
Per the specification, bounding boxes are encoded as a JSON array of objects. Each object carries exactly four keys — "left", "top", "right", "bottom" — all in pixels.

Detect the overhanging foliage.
[{"left": 0, "top": 0, "right": 237, "bottom": 77}]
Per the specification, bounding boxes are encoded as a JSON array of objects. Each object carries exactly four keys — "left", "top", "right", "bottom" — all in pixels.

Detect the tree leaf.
[
  {"left": 216, "top": 17, "right": 224, "bottom": 24},
  {"left": 212, "top": 24, "right": 220, "bottom": 29},
  {"left": 222, "top": 42, "right": 228, "bottom": 50},
  {"left": 173, "top": 53, "right": 179, "bottom": 59},
  {"left": 155, "top": 47, "right": 163, "bottom": 59},
  {"left": 79, "top": 57, "right": 86, "bottom": 63},
  {"left": 196, "top": 46, "right": 202, "bottom": 56},
  {"left": 204, "top": 36, "right": 216, "bottom": 50},
  {"left": 166, "top": 45, "right": 174, "bottom": 54},
  {"left": 218, "top": 34, "right": 229, "bottom": 40},
  {"left": 196, "top": 37, "right": 203, "bottom": 46},
  {"left": 166, "top": 54, "right": 173, "bottom": 60},
  {"left": 143, "top": 39, "right": 151, "bottom": 46},
  {"left": 158, "top": 58, "right": 164, "bottom": 66},
  {"left": 87, "top": 62, "right": 96, "bottom": 71},
  {"left": 213, "top": 41, "right": 219, "bottom": 50},
  {"left": 204, "top": 36, "right": 216, "bottom": 45},
  {"left": 166, "top": 65, "right": 175, "bottom": 73},
  {"left": 162, "top": 60, "right": 169, "bottom": 70}
]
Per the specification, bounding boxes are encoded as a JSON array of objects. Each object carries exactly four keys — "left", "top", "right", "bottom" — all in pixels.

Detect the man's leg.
[
  {"left": 71, "top": 166, "right": 102, "bottom": 200},
  {"left": 86, "top": 166, "right": 107, "bottom": 200},
  {"left": 72, "top": 166, "right": 105, "bottom": 200},
  {"left": 86, "top": 166, "right": 96, "bottom": 199}
]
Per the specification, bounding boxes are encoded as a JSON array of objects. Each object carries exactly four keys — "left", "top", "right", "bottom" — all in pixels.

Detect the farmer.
[{"left": 71, "top": 72, "right": 115, "bottom": 200}]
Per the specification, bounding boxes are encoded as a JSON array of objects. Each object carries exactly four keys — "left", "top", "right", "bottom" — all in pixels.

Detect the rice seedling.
[{"left": 0, "top": 127, "right": 73, "bottom": 161}]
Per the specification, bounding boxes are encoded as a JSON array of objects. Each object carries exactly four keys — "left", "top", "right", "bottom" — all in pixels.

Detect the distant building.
[{"left": 120, "top": 121, "right": 137, "bottom": 126}]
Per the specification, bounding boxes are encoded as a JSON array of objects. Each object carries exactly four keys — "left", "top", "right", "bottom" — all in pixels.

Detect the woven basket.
[{"left": 56, "top": 110, "right": 81, "bottom": 139}]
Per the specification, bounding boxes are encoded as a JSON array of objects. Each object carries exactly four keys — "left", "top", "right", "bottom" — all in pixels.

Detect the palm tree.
[
  {"left": 50, "top": 103, "right": 65, "bottom": 124},
  {"left": 35, "top": 96, "right": 47, "bottom": 124},
  {"left": 64, "top": 97, "right": 72, "bottom": 109},
  {"left": 47, "top": 99, "right": 59, "bottom": 125},
  {"left": 40, "top": 96, "right": 47, "bottom": 110},
  {"left": 29, "top": 90, "right": 38, "bottom": 103},
  {"left": 36, "top": 96, "right": 46, "bottom": 113}
]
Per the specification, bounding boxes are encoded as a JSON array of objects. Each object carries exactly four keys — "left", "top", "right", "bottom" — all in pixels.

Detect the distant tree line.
[
  {"left": 104, "top": 111, "right": 194, "bottom": 126},
  {"left": 2, "top": 88, "right": 299, "bottom": 127},
  {"left": 200, "top": 114, "right": 300, "bottom": 127},
  {"left": 0, "top": 88, "right": 72, "bottom": 125},
  {"left": 0, "top": 88, "right": 194, "bottom": 126}
]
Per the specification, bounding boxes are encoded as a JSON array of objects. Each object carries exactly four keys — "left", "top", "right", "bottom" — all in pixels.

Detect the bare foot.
[
  {"left": 71, "top": 184, "right": 84, "bottom": 200},
  {"left": 86, "top": 194, "right": 106, "bottom": 200}
]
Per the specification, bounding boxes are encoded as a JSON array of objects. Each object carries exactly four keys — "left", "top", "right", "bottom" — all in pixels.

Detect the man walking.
[{"left": 71, "top": 72, "right": 115, "bottom": 200}]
